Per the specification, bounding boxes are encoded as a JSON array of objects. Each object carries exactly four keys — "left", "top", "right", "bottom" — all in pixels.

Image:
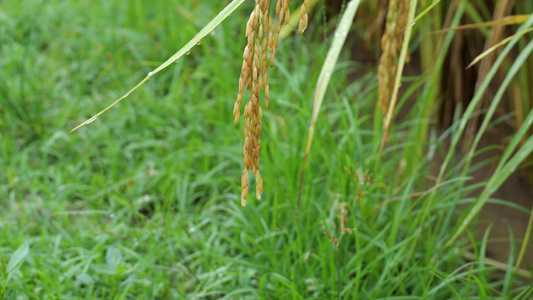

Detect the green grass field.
[{"left": 1, "top": 0, "right": 532, "bottom": 298}]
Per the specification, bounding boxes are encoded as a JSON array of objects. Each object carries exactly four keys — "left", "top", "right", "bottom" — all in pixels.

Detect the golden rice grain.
[{"left": 299, "top": 0, "right": 310, "bottom": 35}]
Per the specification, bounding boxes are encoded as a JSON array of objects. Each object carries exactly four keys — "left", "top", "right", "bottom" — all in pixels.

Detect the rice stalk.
[
  {"left": 463, "top": 0, "right": 516, "bottom": 152},
  {"left": 433, "top": 14, "right": 530, "bottom": 34}
]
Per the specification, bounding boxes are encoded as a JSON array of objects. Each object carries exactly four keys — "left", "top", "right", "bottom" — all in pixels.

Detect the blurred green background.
[{"left": 1, "top": 0, "right": 532, "bottom": 298}]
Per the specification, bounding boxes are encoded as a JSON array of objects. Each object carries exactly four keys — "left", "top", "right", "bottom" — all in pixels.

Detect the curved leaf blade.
[{"left": 70, "top": 0, "right": 246, "bottom": 133}]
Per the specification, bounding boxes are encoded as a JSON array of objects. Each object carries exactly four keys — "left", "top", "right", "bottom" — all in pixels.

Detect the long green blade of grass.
[
  {"left": 467, "top": 27, "right": 533, "bottom": 69},
  {"left": 297, "top": 0, "right": 361, "bottom": 207},
  {"left": 502, "top": 226, "right": 516, "bottom": 295},
  {"left": 69, "top": 0, "right": 246, "bottom": 133},
  {"left": 515, "top": 199, "right": 533, "bottom": 273},
  {"left": 410, "top": 0, "right": 442, "bottom": 26},
  {"left": 446, "top": 134, "right": 533, "bottom": 248}
]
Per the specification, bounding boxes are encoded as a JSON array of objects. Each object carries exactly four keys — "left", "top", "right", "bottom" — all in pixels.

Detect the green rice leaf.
[{"left": 70, "top": 0, "right": 246, "bottom": 133}]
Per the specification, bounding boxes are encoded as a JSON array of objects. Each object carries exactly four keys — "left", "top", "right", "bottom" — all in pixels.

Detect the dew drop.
[
  {"left": 174, "top": 58, "right": 180, "bottom": 63},
  {"left": 86, "top": 117, "right": 97, "bottom": 124},
  {"left": 148, "top": 72, "right": 153, "bottom": 76},
  {"left": 411, "top": 22, "right": 416, "bottom": 26},
  {"left": 196, "top": 40, "right": 202, "bottom": 46},
  {"left": 185, "top": 50, "right": 191, "bottom": 55}
]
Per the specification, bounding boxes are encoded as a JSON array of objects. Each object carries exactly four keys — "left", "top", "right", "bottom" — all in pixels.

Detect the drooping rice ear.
[{"left": 234, "top": 0, "right": 293, "bottom": 206}]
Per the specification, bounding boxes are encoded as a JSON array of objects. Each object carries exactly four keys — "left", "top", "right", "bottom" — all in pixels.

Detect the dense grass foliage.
[{"left": 1, "top": 0, "right": 532, "bottom": 298}]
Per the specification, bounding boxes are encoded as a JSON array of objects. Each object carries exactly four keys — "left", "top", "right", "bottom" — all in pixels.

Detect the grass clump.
[{"left": 1, "top": 0, "right": 532, "bottom": 298}]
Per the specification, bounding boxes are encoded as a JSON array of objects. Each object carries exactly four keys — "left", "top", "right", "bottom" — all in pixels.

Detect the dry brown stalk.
[
  {"left": 463, "top": 0, "right": 515, "bottom": 151},
  {"left": 339, "top": 203, "right": 356, "bottom": 233},
  {"left": 233, "top": 0, "right": 295, "bottom": 207},
  {"left": 377, "top": 0, "right": 410, "bottom": 114},
  {"left": 322, "top": 224, "right": 338, "bottom": 248}
]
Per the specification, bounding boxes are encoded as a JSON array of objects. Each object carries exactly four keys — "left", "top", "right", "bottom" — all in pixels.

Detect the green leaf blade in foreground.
[
  {"left": 6, "top": 243, "right": 29, "bottom": 284},
  {"left": 298, "top": 0, "right": 361, "bottom": 207},
  {"left": 70, "top": 0, "right": 246, "bottom": 133}
]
